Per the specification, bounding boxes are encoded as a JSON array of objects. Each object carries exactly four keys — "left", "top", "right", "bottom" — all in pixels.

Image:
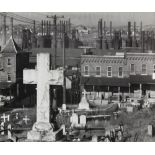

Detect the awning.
[
  {"left": 80, "top": 76, "right": 130, "bottom": 87},
  {"left": 129, "top": 75, "right": 155, "bottom": 84}
]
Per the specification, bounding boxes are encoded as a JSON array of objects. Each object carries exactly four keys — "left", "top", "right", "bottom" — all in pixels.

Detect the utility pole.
[
  {"left": 47, "top": 14, "right": 64, "bottom": 69},
  {"left": 62, "top": 21, "right": 66, "bottom": 106}
]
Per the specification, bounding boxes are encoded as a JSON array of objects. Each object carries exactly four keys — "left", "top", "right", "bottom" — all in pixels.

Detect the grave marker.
[
  {"left": 7, "top": 124, "right": 12, "bottom": 139},
  {"left": 0, "top": 122, "right": 4, "bottom": 135},
  {"left": 70, "top": 112, "right": 78, "bottom": 128},
  {"left": 23, "top": 115, "right": 30, "bottom": 125},
  {"left": 23, "top": 53, "right": 63, "bottom": 141},
  {"left": 148, "top": 124, "right": 153, "bottom": 137},
  {"left": 78, "top": 89, "right": 89, "bottom": 110},
  {"left": 1, "top": 113, "right": 9, "bottom": 123},
  {"left": 80, "top": 115, "right": 86, "bottom": 127}
]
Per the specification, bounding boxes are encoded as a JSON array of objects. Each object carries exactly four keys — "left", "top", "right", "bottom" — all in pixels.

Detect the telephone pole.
[
  {"left": 47, "top": 14, "right": 64, "bottom": 69},
  {"left": 62, "top": 21, "right": 66, "bottom": 106}
]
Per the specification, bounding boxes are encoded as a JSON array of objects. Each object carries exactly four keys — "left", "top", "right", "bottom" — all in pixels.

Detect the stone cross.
[
  {"left": 1, "top": 113, "right": 9, "bottom": 123},
  {"left": 23, "top": 53, "right": 63, "bottom": 124},
  {"left": 23, "top": 115, "right": 30, "bottom": 125}
]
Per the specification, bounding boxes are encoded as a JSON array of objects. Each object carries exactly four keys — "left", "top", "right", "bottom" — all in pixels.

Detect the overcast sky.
[{"left": 12, "top": 12, "right": 155, "bottom": 27}]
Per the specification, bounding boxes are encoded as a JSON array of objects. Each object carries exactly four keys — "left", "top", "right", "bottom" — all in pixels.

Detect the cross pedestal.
[
  {"left": 78, "top": 89, "right": 89, "bottom": 110},
  {"left": 23, "top": 53, "right": 63, "bottom": 141}
]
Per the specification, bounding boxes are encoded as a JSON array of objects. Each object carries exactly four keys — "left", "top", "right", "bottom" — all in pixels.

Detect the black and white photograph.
[{"left": 0, "top": 10, "right": 155, "bottom": 143}]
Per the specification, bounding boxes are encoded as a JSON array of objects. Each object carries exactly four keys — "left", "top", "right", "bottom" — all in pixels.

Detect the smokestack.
[
  {"left": 46, "top": 20, "right": 48, "bottom": 35},
  {"left": 49, "top": 21, "right": 51, "bottom": 36},
  {"left": 68, "top": 18, "right": 71, "bottom": 35},
  {"left": 142, "top": 31, "right": 145, "bottom": 53},
  {"left": 43, "top": 20, "right": 46, "bottom": 36},
  {"left": 127, "top": 21, "right": 132, "bottom": 47},
  {"left": 33, "top": 20, "right": 36, "bottom": 35},
  {"left": 2, "top": 15, "right": 6, "bottom": 46},
  {"left": 41, "top": 20, "right": 43, "bottom": 36},
  {"left": 104, "top": 21, "right": 106, "bottom": 37},
  {"left": 140, "top": 21, "right": 143, "bottom": 48},
  {"left": 110, "top": 21, "right": 112, "bottom": 38},
  {"left": 10, "top": 17, "right": 13, "bottom": 37},
  {"left": 134, "top": 22, "right": 136, "bottom": 39}
]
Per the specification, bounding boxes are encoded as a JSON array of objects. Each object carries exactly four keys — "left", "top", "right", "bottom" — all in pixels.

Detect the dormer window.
[{"left": 7, "top": 58, "right": 11, "bottom": 66}]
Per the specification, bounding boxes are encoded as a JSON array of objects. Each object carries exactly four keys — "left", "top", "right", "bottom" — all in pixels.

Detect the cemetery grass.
[{"left": 110, "top": 107, "right": 155, "bottom": 142}]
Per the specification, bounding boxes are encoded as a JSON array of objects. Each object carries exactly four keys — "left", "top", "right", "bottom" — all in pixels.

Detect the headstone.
[
  {"left": 70, "top": 112, "right": 78, "bottom": 128},
  {"left": 117, "top": 130, "right": 122, "bottom": 141},
  {"left": 92, "top": 135, "right": 98, "bottom": 142},
  {"left": 62, "top": 104, "right": 66, "bottom": 111},
  {"left": 23, "top": 115, "right": 30, "bottom": 125},
  {"left": 78, "top": 89, "right": 89, "bottom": 110},
  {"left": 61, "top": 124, "right": 66, "bottom": 135},
  {"left": 79, "top": 115, "right": 86, "bottom": 127},
  {"left": 7, "top": 124, "right": 12, "bottom": 139},
  {"left": 148, "top": 124, "right": 153, "bottom": 137},
  {"left": 1, "top": 113, "right": 8, "bottom": 123},
  {"left": 0, "top": 122, "right": 4, "bottom": 135},
  {"left": 127, "top": 106, "right": 133, "bottom": 112},
  {"left": 15, "top": 113, "right": 19, "bottom": 120},
  {"left": 23, "top": 53, "right": 63, "bottom": 141}
]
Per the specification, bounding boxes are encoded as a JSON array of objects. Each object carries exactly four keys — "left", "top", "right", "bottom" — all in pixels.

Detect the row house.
[{"left": 80, "top": 51, "right": 155, "bottom": 99}]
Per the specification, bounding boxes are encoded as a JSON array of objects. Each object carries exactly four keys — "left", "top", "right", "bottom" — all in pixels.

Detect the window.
[
  {"left": 7, "top": 73, "right": 11, "bottom": 81},
  {"left": 142, "top": 64, "right": 147, "bottom": 74},
  {"left": 7, "top": 58, "right": 11, "bottom": 66},
  {"left": 153, "top": 65, "right": 155, "bottom": 73},
  {"left": 84, "top": 66, "right": 89, "bottom": 76},
  {"left": 118, "top": 67, "right": 123, "bottom": 77},
  {"left": 107, "top": 66, "right": 112, "bottom": 77},
  {"left": 130, "top": 64, "right": 135, "bottom": 74},
  {"left": 96, "top": 66, "right": 101, "bottom": 76}
]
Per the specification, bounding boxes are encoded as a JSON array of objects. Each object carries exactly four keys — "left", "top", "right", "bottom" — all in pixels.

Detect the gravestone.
[
  {"left": 7, "top": 124, "right": 12, "bottom": 139},
  {"left": 1, "top": 113, "right": 9, "bottom": 123},
  {"left": 79, "top": 115, "right": 86, "bottom": 127},
  {"left": 23, "top": 115, "right": 30, "bottom": 125},
  {"left": 91, "top": 135, "right": 98, "bottom": 142},
  {"left": 0, "top": 122, "right": 4, "bottom": 135},
  {"left": 23, "top": 53, "right": 63, "bottom": 141},
  {"left": 148, "top": 124, "right": 153, "bottom": 137},
  {"left": 62, "top": 104, "right": 66, "bottom": 111},
  {"left": 15, "top": 113, "right": 19, "bottom": 120},
  {"left": 78, "top": 89, "right": 89, "bottom": 110},
  {"left": 70, "top": 112, "right": 78, "bottom": 128}
]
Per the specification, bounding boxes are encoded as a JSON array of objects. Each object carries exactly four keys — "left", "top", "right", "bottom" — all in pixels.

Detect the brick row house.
[{"left": 80, "top": 51, "right": 155, "bottom": 100}]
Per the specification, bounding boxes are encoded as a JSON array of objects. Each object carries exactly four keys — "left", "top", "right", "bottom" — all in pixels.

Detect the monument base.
[{"left": 27, "top": 122, "right": 63, "bottom": 142}]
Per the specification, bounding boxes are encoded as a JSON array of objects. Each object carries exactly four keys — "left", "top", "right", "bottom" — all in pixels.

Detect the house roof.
[{"left": 1, "top": 36, "right": 21, "bottom": 54}]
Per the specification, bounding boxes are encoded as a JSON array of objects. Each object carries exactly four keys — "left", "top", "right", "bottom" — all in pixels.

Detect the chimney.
[
  {"left": 10, "top": 17, "right": 13, "bottom": 37},
  {"left": 2, "top": 15, "right": 6, "bottom": 46}
]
